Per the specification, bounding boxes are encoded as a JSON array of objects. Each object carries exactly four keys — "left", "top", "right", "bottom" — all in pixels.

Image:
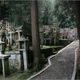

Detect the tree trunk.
[
  {"left": 74, "top": 1, "right": 80, "bottom": 48},
  {"left": 31, "top": 0, "right": 41, "bottom": 71},
  {"left": 73, "top": 2, "right": 80, "bottom": 78}
]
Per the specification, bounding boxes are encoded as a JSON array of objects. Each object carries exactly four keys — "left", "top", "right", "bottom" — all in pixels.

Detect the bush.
[
  {"left": 59, "top": 39, "right": 72, "bottom": 46},
  {"left": 41, "top": 47, "right": 53, "bottom": 58},
  {"left": 41, "top": 45, "right": 63, "bottom": 58}
]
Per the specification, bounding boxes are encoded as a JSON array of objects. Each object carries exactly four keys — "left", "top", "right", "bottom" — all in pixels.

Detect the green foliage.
[
  {"left": 4, "top": 1, "right": 32, "bottom": 37},
  {"left": 1, "top": 1, "right": 76, "bottom": 29},
  {"left": 6, "top": 1, "right": 31, "bottom": 27},
  {"left": 38, "top": 0, "right": 56, "bottom": 25},
  {"left": 54, "top": 0, "right": 76, "bottom": 28},
  {"left": 59, "top": 39, "right": 72, "bottom": 46},
  {"left": 38, "top": 0, "right": 76, "bottom": 28}
]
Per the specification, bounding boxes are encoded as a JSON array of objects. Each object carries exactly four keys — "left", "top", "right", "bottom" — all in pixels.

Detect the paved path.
[{"left": 29, "top": 40, "right": 79, "bottom": 80}]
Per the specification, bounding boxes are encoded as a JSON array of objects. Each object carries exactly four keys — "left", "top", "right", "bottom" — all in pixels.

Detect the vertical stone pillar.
[
  {"left": 18, "top": 39, "right": 28, "bottom": 71},
  {"left": 2, "top": 56, "right": 10, "bottom": 77},
  {"left": 0, "top": 55, "right": 10, "bottom": 77},
  {"left": 23, "top": 40, "right": 27, "bottom": 71}
]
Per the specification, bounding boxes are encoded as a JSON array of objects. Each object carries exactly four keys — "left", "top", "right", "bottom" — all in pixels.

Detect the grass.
[
  {"left": 0, "top": 65, "right": 47, "bottom": 80},
  {"left": 0, "top": 70, "right": 34, "bottom": 80},
  {"left": 42, "top": 45, "right": 63, "bottom": 49}
]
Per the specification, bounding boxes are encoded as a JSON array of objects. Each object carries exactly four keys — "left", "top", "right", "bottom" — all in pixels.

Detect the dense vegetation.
[{"left": 0, "top": 0, "right": 76, "bottom": 30}]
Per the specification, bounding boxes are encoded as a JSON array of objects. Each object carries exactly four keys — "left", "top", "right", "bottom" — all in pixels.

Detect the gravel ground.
[{"left": 31, "top": 40, "right": 79, "bottom": 80}]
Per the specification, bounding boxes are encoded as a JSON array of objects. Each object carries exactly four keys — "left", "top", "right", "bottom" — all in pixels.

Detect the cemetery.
[
  {"left": 0, "top": 20, "right": 77, "bottom": 80},
  {"left": 0, "top": 0, "right": 79, "bottom": 80},
  {"left": 0, "top": 17, "right": 77, "bottom": 80},
  {"left": 0, "top": 22, "right": 75, "bottom": 77}
]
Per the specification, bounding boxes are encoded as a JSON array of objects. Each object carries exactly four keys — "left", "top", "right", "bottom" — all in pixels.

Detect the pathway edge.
[{"left": 71, "top": 48, "right": 78, "bottom": 80}]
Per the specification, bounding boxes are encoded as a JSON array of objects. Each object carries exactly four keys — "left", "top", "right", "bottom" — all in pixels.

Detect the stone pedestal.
[{"left": 0, "top": 55, "right": 10, "bottom": 77}]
